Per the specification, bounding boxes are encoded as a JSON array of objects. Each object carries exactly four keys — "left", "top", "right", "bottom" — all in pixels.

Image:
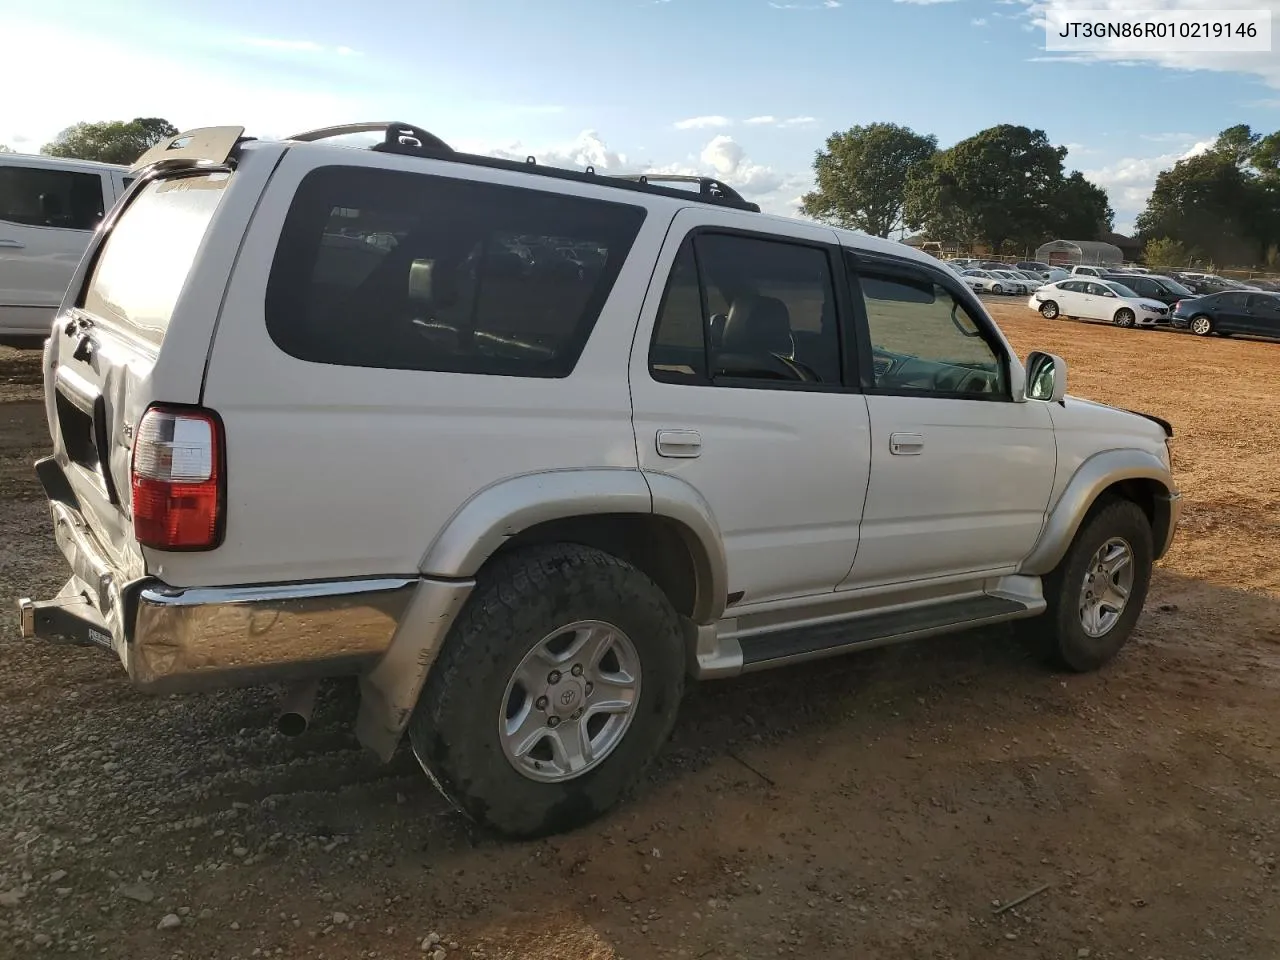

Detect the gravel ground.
[{"left": 2, "top": 302, "right": 1280, "bottom": 960}]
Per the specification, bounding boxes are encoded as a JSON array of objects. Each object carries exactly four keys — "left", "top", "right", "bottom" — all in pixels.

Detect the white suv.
[
  {"left": 18, "top": 123, "right": 1182, "bottom": 839},
  {"left": 0, "top": 152, "right": 133, "bottom": 344}
]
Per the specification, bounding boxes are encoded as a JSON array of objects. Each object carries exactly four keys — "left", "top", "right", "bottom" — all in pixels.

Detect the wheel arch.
[
  {"left": 1018, "top": 449, "right": 1179, "bottom": 576},
  {"left": 419, "top": 468, "right": 728, "bottom": 626}
]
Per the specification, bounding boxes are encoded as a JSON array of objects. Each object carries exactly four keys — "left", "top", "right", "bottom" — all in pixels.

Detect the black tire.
[
  {"left": 408, "top": 543, "right": 685, "bottom": 839},
  {"left": 1026, "top": 497, "right": 1154, "bottom": 673},
  {"left": 1039, "top": 300, "right": 1059, "bottom": 319},
  {"left": 1113, "top": 308, "right": 1135, "bottom": 328},
  {"left": 1189, "top": 314, "right": 1214, "bottom": 336},
  {"left": 991, "top": 284, "right": 1003, "bottom": 295}
]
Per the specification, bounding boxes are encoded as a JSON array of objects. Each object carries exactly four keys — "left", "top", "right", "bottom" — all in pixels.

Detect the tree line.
[
  {"left": 0, "top": 118, "right": 178, "bottom": 166},
  {"left": 800, "top": 120, "right": 1280, "bottom": 268}
]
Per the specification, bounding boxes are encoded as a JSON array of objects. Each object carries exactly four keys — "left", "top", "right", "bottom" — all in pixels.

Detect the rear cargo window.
[
  {"left": 82, "top": 173, "right": 229, "bottom": 344},
  {"left": 265, "top": 166, "right": 647, "bottom": 378}
]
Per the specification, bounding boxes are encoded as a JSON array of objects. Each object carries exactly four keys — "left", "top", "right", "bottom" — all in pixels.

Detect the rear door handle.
[
  {"left": 889, "top": 432, "right": 924, "bottom": 455},
  {"left": 0, "top": 239, "right": 25, "bottom": 249},
  {"left": 656, "top": 429, "right": 701, "bottom": 458}
]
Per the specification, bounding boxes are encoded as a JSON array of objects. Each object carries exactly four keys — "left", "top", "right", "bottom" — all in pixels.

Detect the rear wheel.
[
  {"left": 991, "top": 284, "right": 1003, "bottom": 295},
  {"left": 1113, "top": 308, "right": 1136, "bottom": 328},
  {"left": 1189, "top": 314, "right": 1214, "bottom": 336},
  {"left": 1024, "top": 498, "right": 1153, "bottom": 672},
  {"left": 1039, "top": 300, "right": 1060, "bottom": 319},
  {"left": 408, "top": 543, "right": 685, "bottom": 839}
]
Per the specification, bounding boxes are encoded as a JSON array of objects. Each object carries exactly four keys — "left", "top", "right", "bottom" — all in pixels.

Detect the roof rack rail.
[
  {"left": 286, "top": 121, "right": 453, "bottom": 154},
  {"left": 281, "top": 121, "right": 760, "bottom": 212},
  {"left": 611, "top": 173, "right": 755, "bottom": 209}
]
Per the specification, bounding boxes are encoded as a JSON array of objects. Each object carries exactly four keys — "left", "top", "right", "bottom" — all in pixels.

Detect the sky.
[{"left": 2, "top": 0, "right": 1278, "bottom": 235}]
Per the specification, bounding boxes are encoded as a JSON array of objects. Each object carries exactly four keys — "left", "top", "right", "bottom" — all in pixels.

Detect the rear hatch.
[{"left": 45, "top": 172, "right": 232, "bottom": 581}]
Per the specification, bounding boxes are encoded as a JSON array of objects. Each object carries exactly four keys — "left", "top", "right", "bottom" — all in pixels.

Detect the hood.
[
  {"left": 1058, "top": 394, "right": 1172, "bottom": 439},
  {"left": 1134, "top": 297, "right": 1169, "bottom": 311}
]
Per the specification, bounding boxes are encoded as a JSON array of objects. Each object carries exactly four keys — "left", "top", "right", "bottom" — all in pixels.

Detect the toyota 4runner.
[{"left": 18, "top": 122, "right": 1181, "bottom": 838}]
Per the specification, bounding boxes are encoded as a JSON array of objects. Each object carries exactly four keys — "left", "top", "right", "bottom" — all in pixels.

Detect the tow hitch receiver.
[{"left": 17, "top": 582, "right": 113, "bottom": 649}]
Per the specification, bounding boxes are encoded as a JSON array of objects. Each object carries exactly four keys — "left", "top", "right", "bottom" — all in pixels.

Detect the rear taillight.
[{"left": 130, "top": 406, "right": 224, "bottom": 550}]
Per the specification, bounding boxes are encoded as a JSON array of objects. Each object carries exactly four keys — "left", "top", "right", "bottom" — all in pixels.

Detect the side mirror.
[{"left": 1026, "top": 351, "right": 1067, "bottom": 402}]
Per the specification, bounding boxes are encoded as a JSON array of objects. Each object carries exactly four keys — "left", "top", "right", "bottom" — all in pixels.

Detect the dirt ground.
[{"left": 3, "top": 302, "right": 1280, "bottom": 960}]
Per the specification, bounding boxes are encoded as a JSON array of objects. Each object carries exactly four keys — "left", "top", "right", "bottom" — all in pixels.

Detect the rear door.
[
  {"left": 44, "top": 168, "right": 248, "bottom": 581},
  {"left": 1245, "top": 294, "right": 1280, "bottom": 337},
  {"left": 629, "top": 209, "right": 872, "bottom": 606},
  {"left": 0, "top": 158, "right": 112, "bottom": 336}
]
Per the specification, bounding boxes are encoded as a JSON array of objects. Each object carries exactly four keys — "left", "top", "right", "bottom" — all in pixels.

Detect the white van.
[{"left": 0, "top": 153, "right": 133, "bottom": 344}]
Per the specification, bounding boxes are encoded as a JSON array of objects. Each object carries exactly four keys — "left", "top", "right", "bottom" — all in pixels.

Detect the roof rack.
[
  {"left": 610, "top": 173, "right": 752, "bottom": 208},
  {"left": 287, "top": 120, "right": 761, "bottom": 212},
  {"left": 286, "top": 121, "right": 453, "bottom": 154}
]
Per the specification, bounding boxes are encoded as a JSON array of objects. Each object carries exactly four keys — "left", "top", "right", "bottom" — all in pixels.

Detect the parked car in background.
[
  {"left": 1030, "top": 278, "right": 1170, "bottom": 327},
  {"left": 1171, "top": 291, "right": 1280, "bottom": 339},
  {"left": 960, "top": 269, "right": 1009, "bottom": 294},
  {"left": 1069, "top": 265, "right": 1109, "bottom": 278},
  {"left": 1099, "top": 272, "right": 1194, "bottom": 309},
  {"left": 1012, "top": 269, "right": 1047, "bottom": 287},
  {"left": 0, "top": 153, "right": 133, "bottom": 345},
  {"left": 1045, "top": 267, "right": 1071, "bottom": 283},
  {"left": 988, "top": 270, "right": 1032, "bottom": 296},
  {"left": 1016, "top": 261, "right": 1052, "bottom": 276}
]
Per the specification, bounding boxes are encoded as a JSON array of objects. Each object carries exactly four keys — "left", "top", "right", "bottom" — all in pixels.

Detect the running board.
[{"left": 736, "top": 594, "right": 1032, "bottom": 672}]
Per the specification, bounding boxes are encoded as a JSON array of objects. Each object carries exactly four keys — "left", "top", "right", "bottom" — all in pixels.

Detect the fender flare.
[
  {"left": 419, "top": 468, "right": 728, "bottom": 624},
  {"left": 1018, "top": 448, "right": 1177, "bottom": 576}
]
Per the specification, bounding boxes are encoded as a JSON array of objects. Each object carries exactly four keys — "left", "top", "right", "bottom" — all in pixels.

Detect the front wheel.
[
  {"left": 991, "top": 284, "right": 1003, "bottom": 295},
  {"left": 408, "top": 544, "right": 685, "bottom": 839},
  {"left": 1039, "top": 300, "right": 1060, "bottom": 319},
  {"left": 1189, "top": 314, "right": 1214, "bottom": 336},
  {"left": 1027, "top": 498, "right": 1153, "bottom": 672},
  {"left": 1113, "top": 308, "right": 1136, "bottom": 328}
]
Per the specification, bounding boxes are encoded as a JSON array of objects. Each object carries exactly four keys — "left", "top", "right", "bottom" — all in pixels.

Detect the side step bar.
[{"left": 737, "top": 595, "right": 1031, "bottom": 672}]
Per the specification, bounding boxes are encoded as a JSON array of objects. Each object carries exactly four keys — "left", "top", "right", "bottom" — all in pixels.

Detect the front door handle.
[
  {"left": 656, "top": 429, "right": 702, "bottom": 459},
  {"left": 0, "top": 239, "right": 25, "bottom": 249},
  {"left": 889, "top": 432, "right": 924, "bottom": 455}
]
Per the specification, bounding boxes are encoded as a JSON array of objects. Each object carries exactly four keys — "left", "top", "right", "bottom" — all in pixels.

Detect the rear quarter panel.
[{"left": 176, "top": 149, "right": 669, "bottom": 588}]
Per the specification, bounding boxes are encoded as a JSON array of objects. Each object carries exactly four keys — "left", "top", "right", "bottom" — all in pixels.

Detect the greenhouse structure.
[{"left": 1034, "top": 239, "right": 1125, "bottom": 267}]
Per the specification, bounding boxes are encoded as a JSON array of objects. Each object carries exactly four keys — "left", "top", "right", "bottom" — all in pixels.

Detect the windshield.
[
  {"left": 82, "top": 173, "right": 230, "bottom": 345},
  {"left": 1156, "top": 276, "right": 1194, "bottom": 297}
]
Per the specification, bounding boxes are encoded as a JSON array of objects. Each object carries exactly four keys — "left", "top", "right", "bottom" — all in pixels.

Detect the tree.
[
  {"left": 1135, "top": 150, "right": 1264, "bottom": 266},
  {"left": 800, "top": 123, "right": 937, "bottom": 237},
  {"left": 0, "top": 144, "right": 14, "bottom": 153},
  {"left": 902, "top": 124, "right": 1107, "bottom": 250},
  {"left": 41, "top": 118, "right": 178, "bottom": 165},
  {"left": 1143, "top": 237, "right": 1191, "bottom": 271}
]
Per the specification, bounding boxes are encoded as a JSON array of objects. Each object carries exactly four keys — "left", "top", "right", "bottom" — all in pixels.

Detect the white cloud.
[
  {"left": 894, "top": 0, "right": 962, "bottom": 5},
  {"left": 971, "top": 17, "right": 988, "bottom": 26},
  {"left": 1083, "top": 139, "right": 1215, "bottom": 216},
  {"left": 466, "top": 130, "right": 808, "bottom": 218},
  {"left": 1014, "top": 0, "right": 1280, "bottom": 89},
  {"left": 768, "top": 1, "right": 842, "bottom": 8},
  {"left": 674, "top": 115, "right": 732, "bottom": 130},
  {"left": 745, "top": 116, "right": 777, "bottom": 125},
  {"left": 779, "top": 115, "right": 818, "bottom": 127}
]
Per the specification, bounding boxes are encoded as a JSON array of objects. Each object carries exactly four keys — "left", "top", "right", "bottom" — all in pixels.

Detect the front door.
[
  {"left": 838, "top": 251, "right": 1057, "bottom": 589},
  {"left": 1244, "top": 294, "right": 1280, "bottom": 337},
  {"left": 629, "top": 209, "right": 871, "bottom": 606}
]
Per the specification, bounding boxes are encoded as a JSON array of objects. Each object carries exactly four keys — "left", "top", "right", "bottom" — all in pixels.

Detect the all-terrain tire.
[
  {"left": 1025, "top": 497, "right": 1154, "bottom": 673},
  {"left": 408, "top": 543, "right": 686, "bottom": 839}
]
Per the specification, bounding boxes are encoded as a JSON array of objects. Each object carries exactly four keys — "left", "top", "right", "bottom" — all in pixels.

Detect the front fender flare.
[{"left": 1018, "top": 448, "right": 1177, "bottom": 576}]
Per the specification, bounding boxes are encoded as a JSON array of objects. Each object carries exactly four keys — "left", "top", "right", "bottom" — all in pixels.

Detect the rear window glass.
[
  {"left": 264, "top": 166, "right": 647, "bottom": 378},
  {"left": 82, "top": 173, "right": 229, "bottom": 344}
]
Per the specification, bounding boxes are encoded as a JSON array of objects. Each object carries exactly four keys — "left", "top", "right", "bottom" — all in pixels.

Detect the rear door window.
[
  {"left": 265, "top": 166, "right": 647, "bottom": 378},
  {"left": 0, "top": 165, "right": 106, "bottom": 230}
]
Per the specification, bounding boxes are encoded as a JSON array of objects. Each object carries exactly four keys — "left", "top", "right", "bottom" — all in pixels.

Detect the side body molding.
[
  {"left": 356, "top": 468, "right": 729, "bottom": 760},
  {"left": 1018, "top": 448, "right": 1180, "bottom": 576}
]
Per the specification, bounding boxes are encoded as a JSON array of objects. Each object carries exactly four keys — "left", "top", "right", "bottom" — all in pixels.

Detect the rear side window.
[
  {"left": 265, "top": 166, "right": 647, "bottom": 378},
  {"left": 0, "top": 165, "right": 105, "bottom": 230},
  {"left": 82, "top": 173, "right": 230, "bottom": 344}
]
